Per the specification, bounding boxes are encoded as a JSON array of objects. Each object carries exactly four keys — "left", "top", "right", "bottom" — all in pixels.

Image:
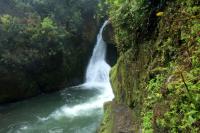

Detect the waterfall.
[
  {"left": 85, "top": 20, "right": 111, "bottom": 83},
  {"left": 41, "top": 21, "right": 114, "bottom": 122}
]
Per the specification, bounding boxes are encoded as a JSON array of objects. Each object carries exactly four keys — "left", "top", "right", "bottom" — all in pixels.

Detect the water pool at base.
[{"left": 0, "top": 86, "right": 105, "bottom": 133}]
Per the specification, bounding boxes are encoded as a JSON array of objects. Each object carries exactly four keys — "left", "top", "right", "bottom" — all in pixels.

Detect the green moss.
[
  {"left": 99, "top": 102, "right": 113, "bottom": 133},
  {"left": 101, "top": 0, "right": 200, "bottom": 132},
  {"left": 142, "top": 111, "right": 154, "bottom": 133},
  {"left": 110, "top": 64, "right": 120, "bottom": 103},
  {"left": 110, "top": 49, "right": 142, "bottom": 106}
]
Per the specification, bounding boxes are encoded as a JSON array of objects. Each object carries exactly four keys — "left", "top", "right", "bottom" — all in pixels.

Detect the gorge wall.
[{"left": 100, "top": 0, "right": 200, "bottom": 132}]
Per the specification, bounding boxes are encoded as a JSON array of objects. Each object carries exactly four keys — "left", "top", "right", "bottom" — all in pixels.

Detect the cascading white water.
[
  {"left": 82, "top": 20, "right": 114, "bottom": 108},
  {"left": 85, "top": 20, "right": 111, "bottom": 83},
  {"left": 41, "top": 20, "right": 114, "bottom": 121}
]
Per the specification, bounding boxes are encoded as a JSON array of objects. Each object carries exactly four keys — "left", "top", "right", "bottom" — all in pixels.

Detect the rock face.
[
  {"left": 102, "top": 23, "right": 118, "bottom": 66},
  {"left": 0, "top": 0, "right": 101, "bottom": 103},
  {"left": 102, "top": 23, "right": 115, "bottom": 45},
  {"left": 100, "top": 0, "right": 200, "bottom": 132}
]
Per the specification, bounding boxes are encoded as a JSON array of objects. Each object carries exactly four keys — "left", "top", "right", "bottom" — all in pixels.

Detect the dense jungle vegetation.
[
  {"left": 0, "top": 0, "right": 199, "bottom": 132},
  {"left": 0, "top": 0, "right": 100, "bottom": 103},
  {"left": 99, "top": 0, "right": 200, "bottom": 132}
]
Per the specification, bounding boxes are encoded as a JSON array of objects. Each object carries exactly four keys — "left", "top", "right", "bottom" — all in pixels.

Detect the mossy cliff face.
[{"left": 100, "top": 0, "right": 200, "bottom": 132}]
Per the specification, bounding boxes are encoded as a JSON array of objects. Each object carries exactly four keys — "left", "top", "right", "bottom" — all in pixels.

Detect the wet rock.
[
  {"left": 102, "top": 23, "right": 115, "bottom": 45},
  {"left": 102, "top": 23, "right": 118, "bottom": 66}
]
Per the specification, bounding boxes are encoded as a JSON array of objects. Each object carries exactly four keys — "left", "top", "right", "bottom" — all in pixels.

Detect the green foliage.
[
  {"left": 142, "top": 57, "right": 200, "bottom": 132},
  {"left": 41, "top": 17, "right": 56, "bottom": 29},
  {"left": 0, "top": 15, "right": 16, "bottom": 31},
  {"left": 142, "top": 111, "right": 153, "bottom": 133},
  {"left": 105, "top": 0, "right": 151, "bottom": 53},
  {"left": 107, "top": 0, "right": 200, "bottom": 132},
  {"left": 0, "top": 0, "right": 98, "bottom": 37},
  {"left": 0, "top": 13, "right": 69, "bottom": 65},
  {"left": 0, "top": 15, "right": 12, "bottom": 25},
  {"left": 191, "top": 22, "right": 200, "bottom": 35},
  {"left": 162, "top": 60, "right": 200, "bottom": 132},
  {"left": 142, "top": 15, "right": 200, "bottom": 131},
  {"left": 142, "top": 74, "right": 166, "bottom": 132},
  {"left": 0, "top": 0, "right": 99, "bottom": 63},
  {"left": 99, "top": 102, "right": 113, "bottom": 133},
  {"left": 146, "top": 74, "right": 165, "bottom": 107},
  {"left": 0, "top": 0, "right": 101, "bottom": 104}
]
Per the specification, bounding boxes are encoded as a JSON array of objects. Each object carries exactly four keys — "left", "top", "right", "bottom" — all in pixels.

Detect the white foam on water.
[{"left": 39, "top": 20, "right": 114, "bottom": 121}]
